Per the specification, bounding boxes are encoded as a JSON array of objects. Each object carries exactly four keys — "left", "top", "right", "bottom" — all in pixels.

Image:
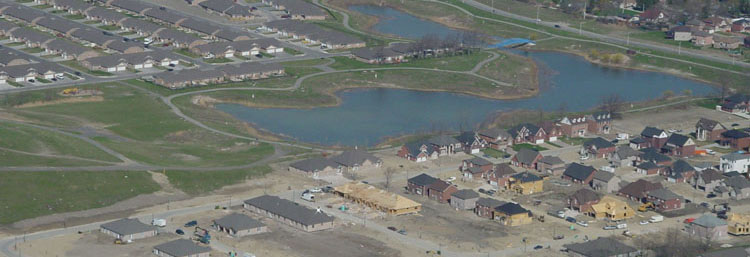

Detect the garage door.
[
  {"left": 225, "top": 53, "right": 233, "bottom": 58},
  {"left": 548, "top": 136, "right": 557, "bottom": 142},
  {"left": 116, "top": 66, "right": 126, "bottom": 71},
  {"left": 535, "top": 139, "right": 545, "bottom": 144},
  {"left": 161, "top": 61, "right": 169, "bottom": 66},
  {"left": 134, "top": 64, "right": 143, "bottom": 69},
  {"left": 144, "top": 63, "right": 153, "bottom": 68}
]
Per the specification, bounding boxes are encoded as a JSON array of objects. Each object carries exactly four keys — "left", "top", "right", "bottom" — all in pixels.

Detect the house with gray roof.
[
  {"left": 192, "top": 39, "right": 277, "bottom": 58},
  {"left": 475, "top": 197, "right": 506, "bottom": 219},
  {"left": 99, "top": 218, "right": 157, "bottom": 241},
  {"left": 196, "top": 0, "right": 254, "bottom": 20},
  {"left": 144, "top": 8, "right": 187, "bottom": 25},
  {"left": 691, "top": 169, "right": 725, "bottom": 192},
  {"left": 646, "top": 188, "right": 683, "bottom": 211},
  {"left": 35, "top": 16, "right": 83, "bottom": 36},
  {"left": 50, "top": 0, "right": 93, "bottom": 14},
  {"left": 722, "top": 176, "right": 750, "bottom": 200},
  {"left": 213, "top": 213, "right": 267, "bottom": 237},
  {"left": 119, "top": 18, "right": 163, "bottom": 36},
  {"left": 329, "top": 149, "right": 382, "bottom": 171},
  {"left": 81, "top": 50, "right": 182, "bottom": 71},
  {"left": 563, "top": 163, "right": 597, "bottom": 184},
  {"left": 288, "top": 157, "right": 339, "bottom": 176},
  {"left": 262, "top": 20, "right": 364, "bottom": 49},
  {"left": 351, "top": 47, "right": 405, "bottom": 64},
  {"left": 537, "top": 155, "right": 565, "bottom": 175},
  {"left": 2, "top": 4, "right": 45, "bottom": 23},
  {"left": 243, "top": 195, "right": 334, "bottom": 232},
  {"left": 152, "top": 69, "right": 224, "bottom": 89},
  {"left": 153, "top": 239, "right": 211, "bottom": 257},
  {"left": 511, "top": 148, "right": 542, "bottom": 169},
  {"left": 214, "top": 29, "right": 251, "bottom": 41},
  {"left": 563, "top": 237, "right": 639, "bottom": 257},
  {"left": 0, "top": 62, "right": 64, "bottom": 82},
  {"left": 0, "top": 49, "right": 30, "bottom": 67},
  {"left": 450, "top": 189, "right": 479, "bottom": 210},
  {"left": 591, "top": 170, "right": 621, "bottom": 193},
  {"left": 42, "top": 39, "right": 99, "bottom": 60},
  {"left": 84, "top": 6, "right": 129, "bottom": 25},
  {"left": 178, "top": 18, "right": 222, "bottom": 38},
  {"left": 689, "top": 214, "right": 728, "bottom": 240},
  {"left": 8, "top": 28, "right": 53, "bottom": 47},
  {"left": 0, "top": 19, "right": 18, "bottom": 36},
  {"left": 610, "top": 145, "right": 640, "bottom": 167},
  {"left": 153, "top": 28, "right": 207, "bottom": 48},
  {"left": 263, "top": 0, "right": 326, "bottom": 20},
  {"left": 104, "top": 39, "right": 144, "bottom": 54}
]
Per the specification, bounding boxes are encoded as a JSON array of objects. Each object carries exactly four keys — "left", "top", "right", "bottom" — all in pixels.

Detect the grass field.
[
  {"left": 511, "top": 143, "right": 547, "bottom": 151},
  {"left": 64, "top": 14, "right": 86, "bottom": 20},
  {"left": 0, "top": 171, "right": 160, "bottom": 224},
  {"left": 558, "top": 136, "right": 587, "bottom": 146},
  {"left": 477, "top": 50, "right": 537, "bottom": 90},
  {"left": 206, "top": 57, "right": 234, "bottom": 63},
  {"left": 60, "top": 60, "right": 114, "bottom": 76},
  {"left": 0, "top": 123, "right": 121, "bottom": 162},
  {"left": 329, "top": 51, "right": 490, "bottom": 71},
  {"left": 481, "top": 148, "right": 509, "bottom": 158},
  {"left": 164, "top": 166, "right": 272, "bottom": 195}
]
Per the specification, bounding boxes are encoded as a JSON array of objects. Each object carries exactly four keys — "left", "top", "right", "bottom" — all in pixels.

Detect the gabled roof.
[
  {"left": 564, "top": 237, "right": 638, "bottom": 257},
  {"left": 615, "top": 145, "right": 640, "bottom": 158},
  {"left": 563, "top": 163, "right": 597, "bottom": 181},
  {"left": 214, "top": 213, "right": 264, "bottom": 231},
  {"left": 641, "top": 126, "right": 665, "bottom": 137},
  {"left": 478, "top": 127, "right": 510, "bottom": 139},
  {"left": 495, "top": 202, "right": 529, "bottom": 215},
  {"left": 647, "top": 188, "right": 682, "bottom": 200},
  {"left": 636, "top": 161, "right": 659, "bottom": 170},
  {"left": 511, "top": 172, "right": 542, "bottom": 183},
  {"left": 630, "top": 137, "right": 647, "bottom": 144},
  {"left": 696, "top": 118, "right": 725, "bottom": 131},
  {"left": 639, "top": 148, "right": 672, "bottom": 163},
  {"left": 722, "top": 129, "right": 750, "bottom": 139},
  {"left": 697, "top": 169, "right": 724, "bottom": 183},
  {"left": 508, "top": 123, "right": 541, "bottom": 138},
  {"left": 593, "top": 170, "right": 616, "bottom": 182},
  {"left": 455, "top": 131, "right": 479, "bottom": 145},
  {"left": 671, "top": 159, "right": 695, "bottom": 174},
  {"left": 408, "top": 173, "right": 437, "bottom": 187},
  {"left": 722, "top": 152, "right": 750, "bottom": 161},
  {"left": 692, "top": 214, "right": 727, "bottom": 228},
  {"left": 465, "top": 157, "right": 492, "bottom": 166},
  {"left": 493, "top": 163, "right": 516, "bottom": 177},
  {"left": 403, "top": 140, "right": 431, "bottom": 157},
  {"left": 289, "top": 157, "right": 338, "bottom": 172},
  {"left": 476, "top": 197, "right": 505, "bottom": 208},
  {"left": 665, "top": 133, "right": 691, "bottom": 147},
  {"left": 153, "top": 239, "right": 211, "bottom": 257},
  {"left": 329, "top": 149, "right": 381, "bottom": 167},
  {"left": 100, "top": 218, "right": 155, "bottom": 236},
  {"left": 514, "top": 148, "right": 541, "bottom": 166},
  {"left": 451, "top": 189, "right": 479, "bottom": 200},
  {"left": 243, "top": 195, "right": 334, "bottom": 226},
  {"left": 725, "top": 177, "right": 750, "bottom": 190},
  {"left": 590, "top": 112, "right": 611, "bottom": 122},
  {"left": 569, "top": 188, "right": 600, "bottom": 204},
  {"left": 539, "top": 156, "right": 564, "bottom": 165},
  {"left": 584, "top": 137, "right": 615, "bottom": 149},
  {"left": 428, "top": 135, "right": 460, "bottom": 146},
  {"left": 619, "top": 179, "right": 663, "bottom": 198},
  {"left": 427, "top": 179, "right": 453, "bottom": 192}
]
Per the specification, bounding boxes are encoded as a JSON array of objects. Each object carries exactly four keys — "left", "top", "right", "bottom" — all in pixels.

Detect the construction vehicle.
[
  {"left": 194, "top": 227, "right": 211, "bottom": 244},
  {"left": 537, "top": 215, "right": 545, "bottom": 223},
  {"left": 62, "top": 87, "right": 79, "bottom": 95},
  {"left": 638, "top": 202, "right": 655, "bottom": 212},
  {"left": 114, "top": 238, "right": 131, "bottom": 244},
  {"left": 712, "top": 203, "right": 731, "bottom": 213}
]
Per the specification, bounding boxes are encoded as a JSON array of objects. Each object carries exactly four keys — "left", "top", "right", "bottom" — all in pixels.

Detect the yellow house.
[
  {"left": 584, "top": 196, "right": 635, "bottom": 221},
  {"left": 334, "top": 182, "right": 421, "bottom": 215},
  {"left": 728, "top": 213, "right": 750, "bottom": 235},
  {"left": 493, "top": 202, "right": 533, "bottom": 226},
  {"left": 508, "top": 172, "right": 543, "bottom": 195}
]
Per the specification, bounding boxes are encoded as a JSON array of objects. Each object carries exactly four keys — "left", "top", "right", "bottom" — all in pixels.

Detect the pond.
[{"left": 214, "top": 5, "right": 716, "bottom": 147}]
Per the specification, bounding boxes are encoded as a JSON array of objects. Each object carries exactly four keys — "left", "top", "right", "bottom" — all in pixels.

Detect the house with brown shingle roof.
[
  {"left": 696, "top": 118, "right": 726, "bottom": 141},
  {"left": 618, "top": 179, "right": 663, "bottom": 202}
]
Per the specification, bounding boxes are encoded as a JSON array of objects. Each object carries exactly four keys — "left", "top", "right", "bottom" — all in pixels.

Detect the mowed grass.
[
  {"left": 0, "top": 171, "right": 160, "bottom": 224},
  {"left": 511, "top": 143, "right": 547, "bottom": 151},
  {"left": 27, "top": 84, "right": 193, "bottom": 141},
  {"left": 328, "top": 51, "right": 490, "bottom": 71},
  {"left": 0, "top": 150, "right": 107, "bottom": 167},
  {"left": 0, "top": 123, "right": 120, "bottom": 162},
  {"left": 164, "top": 166, "right": 272, "bottom": 195}
]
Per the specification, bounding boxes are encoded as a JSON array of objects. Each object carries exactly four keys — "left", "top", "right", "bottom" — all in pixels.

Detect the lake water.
[{"left": 215, "top": 5, "right": 716, "bottom": 147}]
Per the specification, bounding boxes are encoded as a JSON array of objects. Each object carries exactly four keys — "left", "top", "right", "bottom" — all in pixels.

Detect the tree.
[
  {"left": 384, "top": 167, "right": 395, "bottom": 190},
  {"left": 599, "top": 93, "right": 625, "bottom": 114},
  {"left": 662, "top": 90, "right": 675, "bottom": 99}
]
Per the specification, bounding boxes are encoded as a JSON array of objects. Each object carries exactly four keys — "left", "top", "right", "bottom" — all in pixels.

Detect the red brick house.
[
  {"left": 661, "top": 133, "right": 695, "bottom": 157},
  {"left": 511, "top": 148, "right": 542, "bottom": 169},
  {"left": 475, "top": 197, "right": 505, "bottom": 219},
  {"left": 427, "top": 180, "right": 457, "bottom": 203},
  {"left": 568, "top": 188, "right": 600, "bottom": 212},
  {"left": 646, "top": 188, "right": 684, "bottom": 211},
  {"left": 695, "top": 118, "right": 726, "bottom": 142},
  {"left": 721, "top": 130, "right": 750, "bottom": 151},
  {"left": 562, "top": 163, "right": 597, "bottom": 184},
  {"left": 478, "top": 128, "right": 510, "bottom": 150},
  {"left": 539, "top": 121, "right": 562, "bottom": 142},
  {"left": 638, "top": 148, "right": 673, "bottom": 166},
  {"left": 581, "top": 137, "right": 616, "bottom": 159},
  {"left": 587, "top": 112, "right": 612, "bottom": 134},
  {"left": 663, "top": 160, "right": 696, "bottom": 183},
  {"left": 455, "top": 131, "right": 488, "bottom": 154},
  {"left": 407, "top": 173, "right": 437, "bottom": 196},
  {"left": 636, "top": 161, "right": 661, "bottom": 175},
  {"left": 558, "top": 115, "right": 589, "bottom": 138},
  {"left": 508, "top": 123, "right": 546, "bottom": 145},
  {"left": 397, "top": 141, "right": 437, "bottom": 162},
  {"left": 537, "top": 156, "right": 565, "bottom": 175},
  {"left": 489, "top": 163, "right": 516, "bottom": 188},
  {"left": 641, "top": 127, "right": 669, "bottom": 148},
  {"left": 460, "top": 157, "right": 493, "bottom": 180},
  {"left": 618, "top": 179, "right": 663, "bottom": 202}
]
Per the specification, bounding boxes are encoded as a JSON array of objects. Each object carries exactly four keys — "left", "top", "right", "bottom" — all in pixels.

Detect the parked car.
[
  {"left": 309, "top": 188, "right": 322, "bottom": 193},
  {"left": 639, "top": 220, "right": 649, "bottom": 225},
  {"left": 700, "top": 202, "right": 710, "bottom": 208},
  {"left": 565, "top": 217, "right": 576, "bottom": 223},
  {"left": 175, "top": 229, "right": 184, "bottom": 235},
  {"left": 554, "top": 24, "right": 561, "bottom": 28},
  {"left": 534, "top": 245, "right": 543, "bottom": 250},
  {"left": 184, "top": 220, "right": 197, "bottom": 227},
  {"left": 732, "top": 123, "right": 740, "bottom": 127},
  {"left": 576, "top": 221, "right": 588, "bottom": 227},
  {"left": 446, "top": 176, "right": 456, "bottom": 182},
  {"left": 387, "top": 226, "right": 397, "bottom": 231},
  {"left": 603, "top": 226, "right": 617, "bottom": 230},
  {"left": 398, "top": 229, "right": 407, "bottom": 235},
  {"left": 707, "top": 193, "right": 717, "bottom": 198}
]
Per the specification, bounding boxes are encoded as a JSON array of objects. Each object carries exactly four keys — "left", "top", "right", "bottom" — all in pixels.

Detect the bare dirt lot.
[{"left": 615, "top": 106, "right": 745, "bottom": 136}]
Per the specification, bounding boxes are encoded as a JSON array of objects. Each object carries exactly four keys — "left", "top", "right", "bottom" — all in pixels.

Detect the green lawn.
[
  {"left": 6, "top": 42, "right": 25, "bottom": 47},
  {"left": 0, "top": 171, "right": 160, "bottom": 224},
  {"left": 64, "top": 14, "right": 86, "bottom": 20},
  {"left": 511, "top": 143, "right": 548, "bottom": 151},
  {"left": 206, "top": 57, "right": 233, "bottom": 63},
  {"left": 32, "top": 4, "right": 52, "bottom": 9},
  {"left": 481, "top": 148, "right": 509, "bottom": 158},
  {"left": 118, "top": 31, "right": 136, "bottom": 36},
  {"left": 259, "top": 52, "right": 275, "bottom": 58},
  {"left": 694, "top": 98, "right": 720, "bottom": 110},
  {"left": 83, "top": 20, "right": 100, "bottom": 24},
  {"left": 329, "top": 51, "right": 490, "bottom": 71},
  {"left": 98, "top": 25, "right": 120, "bottom": 31},
  {"left": 283, "top": 47, "right": 303, "bottom": 55},
  {"left": 559, "top": 136, "right": 587, "bottom": 146},
  {"left": 60, "top": 60, "right": 114, "bottom": 76},
  {"left": 98, "top": 138, "right": 274, "bottom": 167},
  {"left": 0, "top": 151, "right": 107, "bottom": 167},
  {"left": 21, "top": 47, "right": 45, "bottom": 53},
  {"left": 35, "top": 77, "right": 52, "bottom": 83},
  {"left": 165, "top": 166, "right": 272, "bottom": 195},
  {"left": 175, "top": 48, "right": 201, "bottom": 58}
]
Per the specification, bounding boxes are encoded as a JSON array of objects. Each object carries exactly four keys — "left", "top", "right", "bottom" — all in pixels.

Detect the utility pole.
[
  {"left": 678, "top": 41, "right": 682, "bottom": 55},
  {"left": 536, "top": 5, "right": 540, "bottom": 22},
  {"left": 626, "top": 32, "right": 630, "bottom": 46},
  {"left": 579, "top": 22, "right": 583, "bottom": 35}
]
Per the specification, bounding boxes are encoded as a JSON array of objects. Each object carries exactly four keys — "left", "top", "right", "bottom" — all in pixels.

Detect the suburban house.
[
  {"left": 720, "top": 152, "right": 750, "bottom": 174},
  {"left": 262, "top": 0, "right": 327, "bottom": 20},
  {"left": 475, "top": 197, "right": 505, "bottom": 219},
  {"left": 511, "top": 148, "right": 542, "bottom": 169},
  {"left": 584, "top": 196, "right": 635, "bottom": 221},
  {"left": 407, "top": 173, "right": 437, "bottom": 196},
  {"left": 288, "top": 157, "right": 339, "bottom": 176},
  {"left": 243, "top": 195, "right": 334, "bottom": 232},
  {"left": 508, "top": 172, "right": 543, "bottom": 195},
  {"left": 629, "top": 137, "right": 649, "bottom": 150},
  {"left": 334, "top": 182, "right": 421, "bottom": 215},
  {"left": 636, "top": 161, "right": 661, "bottom": 175},
  {"left": 693, "top": 31, "right": 714, "bottom": 46},
  {"left": 663, "top": 159, "right": 696, "bottom": 183},
  {"left": 539, "top": 121, "right": 562, "bottom": 142},
  {"left": 350, "top": 47, "right": 405, "bottom": 64},
  {"left": 398, "top": 141, "right": 437, "bottom": 162},
  {"left": 563, "top": 237, "right": 640, "bottom": 257},
  {"left": 478, "top": 128, "right": 510, "bottom": 149},
  {"left": 493, "top": 203, "right": 532, "bottom": 226},
  {"left": 618, "top": 179, "right": 663, "bottom": 202},
  {"left": 262, "top": 20, "right": 364, "bottom": 49},
  {"left": 460, "top": 157, "right": 493, "bottom": 180},
  {"left": 450, "top": 189, "right": 479, "bottom": 210},
  {"left": 610, "top": 145, "right": 640, "bottom": 167},
  {"left": 646, "top": 188, "right": 684, "bottom": 211},
  {"left": 455, "top": 131, "right": 488, "bottom": 154},
  {"left": 537, "top": 155, "right": 565, "bottom": 175},
  {"left": 689, "top": 214, "right": 729, "bottom": 241},
  {"left": 721, "top": 130, "right": 750, "bottom": 150},
  {"left": 581, "top": 137, "right": 616, "bottom": 159},
  {"left": 638, "top": 148, "right": 673, "bottom": 166},
  {"left": 638, "top": 8, "right": 667, "bottom": 23},
  {"left": 562, "top": 163, "right": 597, "bottom": 184},
  {"left": 507, "top": 123, "right": 546, "bottom": 145},
  {"left": 641, "top": 126, "right": 669, "bottom": 148},
  {"left": 213, "top": 213, "right": 267, "bottom": 237},
  {"left": 99, "top": 218, "right": 157, "bottom": 242},
  {"left": 426, "top": 179, "right": 458, "bottom": 203},
  {"left": 329, "top": 149, "right": 382, "bottom": 172},
  {"left": 722, "top": 177, "right": 750, "bottom": 200},
  {"left": 691, "top": 169, "right": 725, "bottom": 193},
  {"left": 588, "top": 112, "right": 612, "bottom": 134},
  {"left": 427, "top": 135, "right": 462, "bottom": 156},
  {"left": 591, "top": 170, "right": 621, "bottom": 193},
  {"left": 661, "top": 133, "right": 695, "bottom": 157},
  {"left": 667, "top": 25, "right": 693, "bottom": 41},
  {"left": 558, "top": 115, "right": 589, "bottom": 137},
  {"left": 488, "top": 163, "right": 516, "bottom": 188},
  {"left": 153, "top": 239, "right": 211, "bottom": 257},
  {"left": 713, "top": 36, "right": 743, "bottom": 49},
  {"left": 721, "top": 94, "right": 749, "bottom": 113},
  {"left": 727, "top": 213, "right": 750, "bottom": 236},
  {"left": 568, "top": 188, "right": 600, "bottom": 212},
  {"left": 696, "top": 118, "right": 726, "bottom": 141}
]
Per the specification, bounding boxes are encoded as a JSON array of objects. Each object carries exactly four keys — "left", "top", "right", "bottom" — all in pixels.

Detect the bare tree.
[
  {"left": 598, "top": 93, "right": 625, "bottom": 114},
  {"left": 384, "top": 167, "right": 396, "bottom": 190}
]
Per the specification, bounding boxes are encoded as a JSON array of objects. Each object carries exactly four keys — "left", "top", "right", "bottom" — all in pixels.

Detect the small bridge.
[{"left": 490, "top": 38, "right": 536, "bottom": 48}]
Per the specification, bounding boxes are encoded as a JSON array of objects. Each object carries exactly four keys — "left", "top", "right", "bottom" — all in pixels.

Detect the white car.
[
  {"left": 446, "top": 176, "right": 456, "bottom": 182},
  {"left": 639, "top": 220, "right": 649, "bottom": 225},
  {"left": 309, "top": 188, "right": 322, "bottom": 193},
  {"left": 576, "top": 221, "right": 589, "bottom": 227}
]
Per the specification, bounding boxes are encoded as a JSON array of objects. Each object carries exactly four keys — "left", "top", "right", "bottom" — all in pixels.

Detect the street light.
[{"left": 579, "top": 22, "right": 583, "bottom": 35}]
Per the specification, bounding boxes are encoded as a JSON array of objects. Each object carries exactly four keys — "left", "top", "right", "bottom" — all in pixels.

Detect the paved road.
[{"left": 454, "top": 0, "right": 750, "bottom": 70}]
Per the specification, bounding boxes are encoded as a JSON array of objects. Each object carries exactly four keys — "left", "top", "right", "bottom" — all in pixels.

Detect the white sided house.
[{"left": 720, "top": 152, "right": 750, "bottom": 174}]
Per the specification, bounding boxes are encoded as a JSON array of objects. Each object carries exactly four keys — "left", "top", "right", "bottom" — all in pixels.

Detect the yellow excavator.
[
  {"left": 638, "top": 202, "right": 655, "bottom": 212},
  {"left": 62, "top": 87, "right": 79, "bottom": 95}
]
